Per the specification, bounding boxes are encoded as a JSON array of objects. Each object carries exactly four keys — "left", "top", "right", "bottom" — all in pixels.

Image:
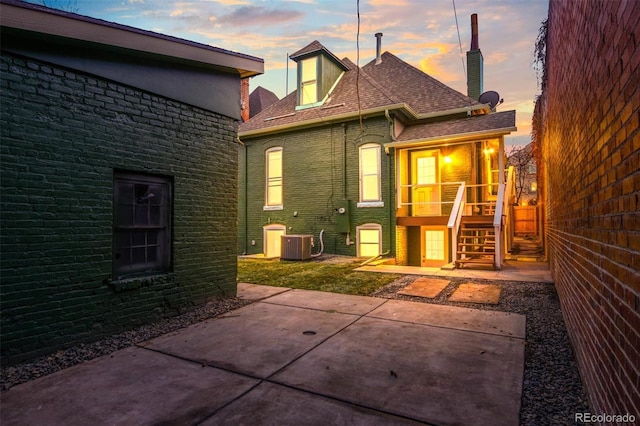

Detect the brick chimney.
[
  {"left": 240, "top": 78, "right": 250, "bottom": 122},
  {"left": 466, "top": 13, "right": 484, "bottom": 101}
]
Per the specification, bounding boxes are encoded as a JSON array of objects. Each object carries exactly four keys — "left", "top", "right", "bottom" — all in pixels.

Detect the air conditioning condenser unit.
[{"left": 281, "top": 234, "right": 313, "bottom": 260}]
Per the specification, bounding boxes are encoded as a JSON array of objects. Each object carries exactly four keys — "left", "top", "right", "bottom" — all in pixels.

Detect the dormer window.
[
  {"left": 290, "top": 41, "right": 349, "bottom": 110},
  {"left": 300, "top": 57, "right": 318, "bottom": 105}
]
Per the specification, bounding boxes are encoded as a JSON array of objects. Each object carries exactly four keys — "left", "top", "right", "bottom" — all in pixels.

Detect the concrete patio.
[
  {"left": 1, "top": 284, "right": 526, "bottom": 425},
  {"left": 356, "top": 259, "right": 553, "bottom": 283}
]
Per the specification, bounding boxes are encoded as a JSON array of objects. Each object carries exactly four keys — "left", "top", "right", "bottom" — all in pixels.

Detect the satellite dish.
[{"left": 479, "top": 90, "right": 501, "bottom": 109}]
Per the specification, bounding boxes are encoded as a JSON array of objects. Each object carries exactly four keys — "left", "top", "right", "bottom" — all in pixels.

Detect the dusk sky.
[{"left": 30, "top": 0, "right": 549, "bottom": 146}]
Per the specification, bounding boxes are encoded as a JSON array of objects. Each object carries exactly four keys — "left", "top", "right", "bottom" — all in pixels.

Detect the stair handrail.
[
  {"left": 447, "top": 182, "right": 466, "bottom": 263},
  {"left": 505, "top": 166, "right": 515, "bottom": 254},
  {"left": 493, "top": 182, "right": 506, "bottom": 269}
]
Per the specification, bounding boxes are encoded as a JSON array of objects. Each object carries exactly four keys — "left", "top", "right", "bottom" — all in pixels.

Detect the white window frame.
[
  {"left": 113, "top": 172, "right": 171, "bottom": 279},
  {"left": 358, "top": 143, "right": 383, "bottom": 208},
  {"left": 356, "top": 223, "right": 382, "bottom": 258},
  {"left": 299, "top": 57, "right": 318, "bottom": 106},
  {"left": 264, "top": 147, "right": 283, "bottom": 210}
]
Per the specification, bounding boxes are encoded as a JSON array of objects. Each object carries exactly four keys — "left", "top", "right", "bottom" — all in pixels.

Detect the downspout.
[
  {"left": 385, "top": 109, "right": 394, "bottom": 258},
  {"left": 237, "top": 136, "right": 249, "bottom": 254},
  {"left": 342, "top": 124, "right": 354, "bottom": 246},
  {"left": 342, "top": 123, "right": 347, "bottom": 199},
  {"left": 385, "top": 109, "right": 395, "bottom": 144}
]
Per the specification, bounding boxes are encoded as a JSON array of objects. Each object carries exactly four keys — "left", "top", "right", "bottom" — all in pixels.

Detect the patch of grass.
[{"left": 237, "top": 258, "right": 401, "bottom": 296}]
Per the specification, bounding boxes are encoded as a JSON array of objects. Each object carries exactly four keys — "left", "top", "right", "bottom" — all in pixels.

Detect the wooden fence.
[{"left": 513, "top": 206, "right": 538, "bottom": 236}]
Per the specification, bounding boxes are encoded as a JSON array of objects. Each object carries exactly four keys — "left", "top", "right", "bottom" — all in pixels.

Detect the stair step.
[
  {"left": 458, "top": 244, "right": 496, "bottom": 253},
  {"left": 458, "top": 236, "right": 495, "bottom": 240},
  {"left": 457, "top": 251, "right": 495, "bottom": 255},
  {"left": 455, "top": 258, "right": 495, "bottom": 265}
]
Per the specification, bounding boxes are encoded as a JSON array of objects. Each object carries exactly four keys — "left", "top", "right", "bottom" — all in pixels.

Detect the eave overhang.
[
  {"left": 384, "top": 126, "right": 517, "bottom": 150},
  {"left": 239, "top": 103, "right": 416, "bottom": 138},
  {"left": 239, "top": 103, "right": 490, "bottom": 139},
  {"left": 0, "top": 0, "right": 264, "bottom": 78}
]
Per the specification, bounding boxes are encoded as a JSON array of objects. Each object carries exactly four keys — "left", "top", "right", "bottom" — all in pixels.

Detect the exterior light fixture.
[
  {"left": 531, "top": 182, "right": 537, "bottom": 192},
  {"left": 483, "top": 148, "right": 495, "bottom": 155},
  {"left": 444, "top": 156, "right": 452, "bottom": 164}
]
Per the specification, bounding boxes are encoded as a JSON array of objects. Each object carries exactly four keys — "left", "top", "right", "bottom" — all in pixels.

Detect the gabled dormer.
[{"left": 289, "top": 41, "right": 348, "bottom": 109}]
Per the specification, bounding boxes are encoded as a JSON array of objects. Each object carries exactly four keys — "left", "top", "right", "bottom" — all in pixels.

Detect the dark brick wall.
[
  {"left": 0, "top": 53, "right": 238, "bottom": 362},
  {"left": 534, "top": 0, "right": 639, "bottom": 416},
  {"left": 239, "top": 118, "right": 395, "bottom": 256}
]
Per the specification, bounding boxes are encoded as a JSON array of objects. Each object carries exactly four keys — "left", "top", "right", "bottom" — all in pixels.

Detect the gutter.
[
  {"left": 383, "top": 126, "right": 518, "bottom": 150},
  {"left": 239, "top": 103, "right": 418, "bottom": 138},
  {"left": 239, "top": 103, "right": 489, "bottom": 139},
  {"left": 416, "top": 103, "right": 488, "bottom": 119}
]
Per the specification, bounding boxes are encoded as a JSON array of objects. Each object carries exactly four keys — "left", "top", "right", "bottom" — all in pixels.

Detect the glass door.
[{"left": 411, "top": 150, "right": 440, "bottom": 216}]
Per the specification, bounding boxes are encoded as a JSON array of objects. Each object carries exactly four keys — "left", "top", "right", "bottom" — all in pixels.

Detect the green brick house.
[
  {"left": 0, "top": 0, "right": 262, "bottom": 362},
  {"left": 239, "top": 21, "right": 516, "bottom": 269}
]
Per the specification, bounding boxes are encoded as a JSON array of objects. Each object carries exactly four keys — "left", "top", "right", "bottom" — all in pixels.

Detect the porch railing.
[
  {"left": 397, "top": 181, "right": 465, "bottom": 213},
  {"left": 447, "top": 183, "right": 466, "bottom": 264},
  {"left": 492, "top": 166, "right": 516, "bottom": 269}
]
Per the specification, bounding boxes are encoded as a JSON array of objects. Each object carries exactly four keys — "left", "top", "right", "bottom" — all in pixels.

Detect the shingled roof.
[
  {"left": 239, "top": 43, "right": 515, "bottom": 139},
  {"left": 249, "top": 86, "right": 279, "bottom": 118},
  {"left": 389, "top": 110, "right": 517, "bottom": 148}
]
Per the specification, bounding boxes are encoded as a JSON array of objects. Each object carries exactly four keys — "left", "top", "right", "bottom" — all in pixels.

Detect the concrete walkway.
[
  {"left": 1, "top": 285, "right": 526, "bottom": 425},
  {"left": 356, "top": 259, "right": 553, "bottom": 283}
]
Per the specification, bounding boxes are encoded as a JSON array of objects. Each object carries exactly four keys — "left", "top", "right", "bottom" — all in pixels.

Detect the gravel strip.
[
  {"left": 372, "top": 275, "right": 590, "bottom": 425},
  {"left": 1, "top": 297, "right": 251, "bottom": 391}
]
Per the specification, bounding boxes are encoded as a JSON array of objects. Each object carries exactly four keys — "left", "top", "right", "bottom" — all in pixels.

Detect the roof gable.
[{"left": 289, "top": 40, "right": 348, "bottom": 70}]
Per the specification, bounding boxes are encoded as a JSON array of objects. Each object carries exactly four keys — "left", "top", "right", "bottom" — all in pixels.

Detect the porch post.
[{"left": 499, "top": 136, "right": 505, "bottom": 184}]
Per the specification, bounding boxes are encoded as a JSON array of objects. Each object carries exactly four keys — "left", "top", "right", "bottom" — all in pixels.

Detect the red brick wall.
[
  {"left": 534, "top": 0, "right": 639, "bottom": 418},
  {"left": 240, "top": 78, "right": 250, "bottom": 122}
]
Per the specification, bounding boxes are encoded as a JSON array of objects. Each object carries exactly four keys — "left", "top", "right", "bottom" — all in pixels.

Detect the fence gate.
[{"left": 513, "top": 206, "right": 538, "bottom": 236}]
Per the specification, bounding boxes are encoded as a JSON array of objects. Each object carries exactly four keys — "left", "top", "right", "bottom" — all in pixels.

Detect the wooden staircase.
[{"left": 455, "top": 215, "right": 496, "bottom": 269}]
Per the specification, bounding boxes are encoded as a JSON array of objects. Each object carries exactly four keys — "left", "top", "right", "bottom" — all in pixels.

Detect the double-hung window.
[
  {"left": 113, "top": 172, "right": 171, "bottom": 279},
  {"left": 300, "top": 57, "right": 318, "bottom": 105},
  {"left": 358, "top": 143, "right": 383, "bottom": 207},
  {"left": 265, "top": 147, "right": 283, "bottom": 209}
]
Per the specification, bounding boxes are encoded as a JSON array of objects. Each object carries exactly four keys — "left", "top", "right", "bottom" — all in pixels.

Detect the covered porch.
[{"left": 386, "top": 114, "right": 517, "bottom": 270}]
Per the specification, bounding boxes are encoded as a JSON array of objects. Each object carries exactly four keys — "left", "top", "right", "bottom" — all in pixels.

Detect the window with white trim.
[
  {"left": 356, "top": 223, "right": 382, "bottom": 257},
  {"left": 265, "top": 147, "right": 283, "bottom": 209},
  {"left": 113, "top": 172, "right": 171, "bottom": 279},
  {"left": 424, "top": 229, "right": 445, "bottom": 260},
  {"left": 358, "top": 143, "right": 383, "bottom": 207},
  {"left": 299, "top": 57, "right": 318, "bottom": 105}
]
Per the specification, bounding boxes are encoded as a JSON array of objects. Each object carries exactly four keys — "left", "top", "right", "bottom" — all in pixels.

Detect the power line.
[
  {"left": 356, "top": 0, "right": 363, "bottom": 134},
  {"left": 452, "top": 0, "right": 467, "bottom": 80}
]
